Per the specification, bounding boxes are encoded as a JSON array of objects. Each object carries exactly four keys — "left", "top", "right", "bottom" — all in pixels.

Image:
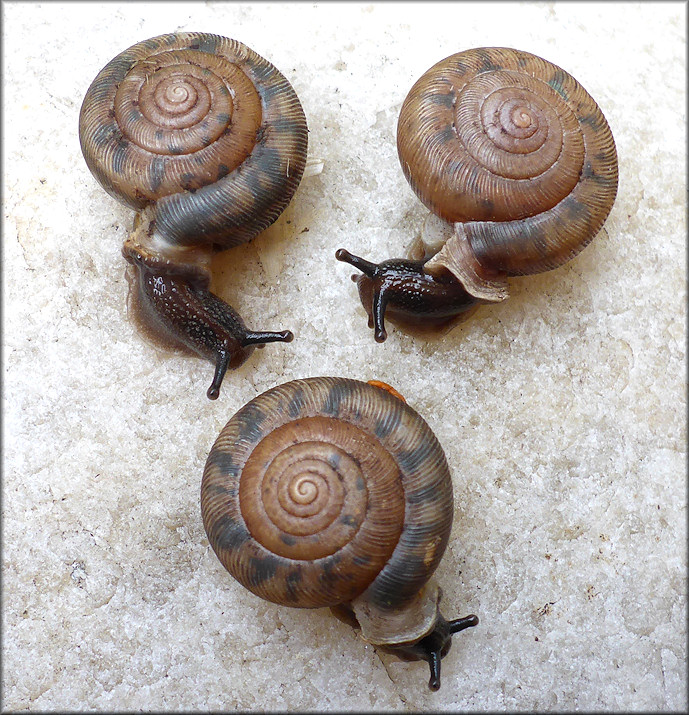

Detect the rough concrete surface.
[{"left": 2, "top": 2, "right": 686, "bottom": 712}]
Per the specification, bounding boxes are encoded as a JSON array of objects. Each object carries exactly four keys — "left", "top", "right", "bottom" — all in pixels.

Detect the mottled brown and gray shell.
[
  {"left": 397, "top": 46, "right": 618, "bottom": 277},
  {"left": 202, "top": 377, "right": 452, "bottom": 609},
  {"left": 79, "top": 32, "right": 308, "bottom": 248},
  {"left": 78, "top": 33, "right": 308, "bottom": 399},
  {"left": 201, "top": 377, "right": 478, "bottom": 690}
]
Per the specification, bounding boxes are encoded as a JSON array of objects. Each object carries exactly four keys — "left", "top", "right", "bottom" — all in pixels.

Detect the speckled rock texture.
[{"left": 3, "top": 2, "right": 686, "bottom": 711}]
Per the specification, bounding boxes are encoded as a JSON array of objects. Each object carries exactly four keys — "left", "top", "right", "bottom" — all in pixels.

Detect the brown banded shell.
[
  {"left": 79, "top": 32, "right": 308, "bottom": 248},
  {"left": 201, "top": 377, "right": 453, "bottom": 611},
  {"left": 397, "top": 47, "right": 618, "bottom": 276}
]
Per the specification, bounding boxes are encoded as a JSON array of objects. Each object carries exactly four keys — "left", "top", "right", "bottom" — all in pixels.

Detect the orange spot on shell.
[{"left": 367, "top": 380, "right": 407, "bottom": 403}]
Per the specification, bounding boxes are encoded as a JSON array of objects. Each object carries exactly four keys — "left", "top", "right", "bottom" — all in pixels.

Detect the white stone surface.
[{"left": 2, "top": 1, "right": 686, "bottom": 711}]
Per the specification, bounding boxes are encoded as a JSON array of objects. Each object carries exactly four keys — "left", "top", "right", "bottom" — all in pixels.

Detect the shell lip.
[{"left": 425, "top": 222, "right": 510, "bottom": 303}]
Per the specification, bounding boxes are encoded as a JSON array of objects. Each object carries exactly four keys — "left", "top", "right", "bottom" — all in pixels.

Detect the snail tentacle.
[
  {"left": 387, "top": 612, "right": 479, "bottom": 691},
  {"left": 80, "top": 33, "right": 308, "bottom": 397}
]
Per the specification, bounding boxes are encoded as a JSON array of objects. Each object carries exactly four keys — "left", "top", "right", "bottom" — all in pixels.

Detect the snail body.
[
  {"left": 79, "top": 33, "right": 308, "bottom": 398},
  {"left": 337, "top": 47, "right": 618, "bottom": 342},
  {"left": 201, "top": 377, "right": 477, "bottom": 691}
]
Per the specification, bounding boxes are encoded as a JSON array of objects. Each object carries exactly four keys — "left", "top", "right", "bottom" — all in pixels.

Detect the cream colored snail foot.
[
  {"left": 201, "top": 377, "right": 478, "bottom": 691},
  {"left": 338, "top": 47, "right": 618, "bottom": 342},
  {"left": 79, "top": 33, "right": 308, "bottom": 398}
]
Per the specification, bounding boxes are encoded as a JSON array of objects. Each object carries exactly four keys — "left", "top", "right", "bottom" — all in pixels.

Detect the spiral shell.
[
  {"left": 397, "top": 47, "right": 618, "bottom": 276},
  {"left": 201, "top": 377, "right": 453, "bottom": 612},
  {"left": 79, "top": 32, "right": 308, "bottom": 248}
]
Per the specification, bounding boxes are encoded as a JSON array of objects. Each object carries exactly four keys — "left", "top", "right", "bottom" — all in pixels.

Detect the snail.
[
  {"left": 201, "top": 377, "right": 478, "bottom": 691},
  {"left": 336, "top": 47, "right": 618, "bottom": 342},
  {"left": 79, "top": 33, "right": 308, "bottom": 398}
]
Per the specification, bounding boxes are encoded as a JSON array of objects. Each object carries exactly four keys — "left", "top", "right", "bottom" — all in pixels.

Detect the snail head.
[
  {"left": 387, "top": 612, "right": 479, "bottom": 692},
  {"left": 335, "top": 248, "right": 477, "bottom": 342}
]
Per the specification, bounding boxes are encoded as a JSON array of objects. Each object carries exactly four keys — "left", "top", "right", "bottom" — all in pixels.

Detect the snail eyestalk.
[
  {"left": 205, "top": 326, "right": 292, "bottom": 400},
  {"left": 336, "top": 248, "right": 478, "bottom": 342},
  {"left": 390, "top": 612, "right": 479, "bottom": 692},
  {"left": 242, "top": 330, "right": 294, "bottom": 347},
  {"left": 206, "top": 329, "right": 294, "bottom": 399}
]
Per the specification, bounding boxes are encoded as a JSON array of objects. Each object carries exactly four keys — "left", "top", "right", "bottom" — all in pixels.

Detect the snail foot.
[{"left": 128, "top": 260, "right": 293, "bottom": 399}]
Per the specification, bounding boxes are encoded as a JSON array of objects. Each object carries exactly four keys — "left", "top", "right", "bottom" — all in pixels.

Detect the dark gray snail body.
[
  {"left": 201, "top": 377, "right": 478, "bottom": 691},
  {"left": 336, "top": 47, "right": 618, "bottom": 342},
  {"left": 79, "top": 33, "right": 308, "bottom": 398}
]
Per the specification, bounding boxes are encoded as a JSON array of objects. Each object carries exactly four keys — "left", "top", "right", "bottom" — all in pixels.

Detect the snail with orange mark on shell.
[
  {"left": 336, "top": 47, "right": 618, "bottom": 342},
  {"left": 201, "top": 377, "right": 478, "bottom": 691},
  {"left": 79, "top": 33, "right": 308, "bottom": 398}
]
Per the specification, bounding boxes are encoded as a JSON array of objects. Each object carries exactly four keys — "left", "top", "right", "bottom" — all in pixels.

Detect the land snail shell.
[
  {"left": 336, "top": 47, "right": 619, "bottom": 342},
  {"left": 79, "top": 33, "right": 308, "bottom": 399},
  {"left": 201, "top": 377, "right": 478, "bottom": 691}
]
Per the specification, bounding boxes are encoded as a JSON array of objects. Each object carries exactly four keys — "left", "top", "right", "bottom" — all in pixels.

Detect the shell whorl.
[
  {"left": 201, "top": 377, "right": 453, "bottom": 610},
  {"left": 397, "top": 47, "right": 618, "bottom": 275},
  {"left": 79, "top": 32, "right": 308, "bottom": 248}
]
